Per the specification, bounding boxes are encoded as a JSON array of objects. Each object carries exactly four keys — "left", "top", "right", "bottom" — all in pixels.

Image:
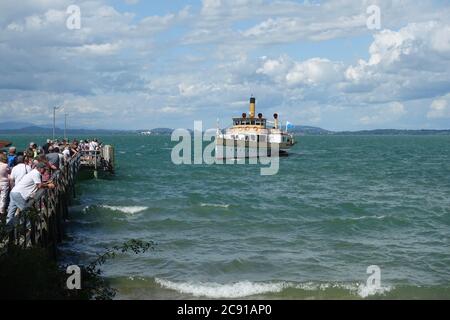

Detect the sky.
[{"left": 0, "top": 0, "right": 449, "bottom": 131}]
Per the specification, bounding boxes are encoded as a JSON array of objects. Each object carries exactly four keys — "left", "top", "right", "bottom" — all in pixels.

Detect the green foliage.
[
  {"left": 0, "top": 239, "right": 154, "bottom": 300},
  {"left": 74, "top": 239, "right": 155, "bottom": 300}
]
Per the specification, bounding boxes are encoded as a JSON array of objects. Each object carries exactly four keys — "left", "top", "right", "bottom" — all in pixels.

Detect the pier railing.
[
  {"left": 79, "top": 146, "right": 115, "bottom": 174},
  {"left": 0, "top": 153, "right": 81, "bottom": 257}
]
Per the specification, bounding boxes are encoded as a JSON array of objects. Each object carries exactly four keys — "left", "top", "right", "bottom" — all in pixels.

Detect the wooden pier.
[
  {"left": 80, "top": 145, "right": 115, "bottom": 178},
  {"left": 0, "top": 144, "right": 115, "bottom": 258}
]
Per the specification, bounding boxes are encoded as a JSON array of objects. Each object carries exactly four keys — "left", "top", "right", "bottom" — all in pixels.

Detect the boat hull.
[{"left": 215, "top": 138, "right": 292, "bottom": 160}]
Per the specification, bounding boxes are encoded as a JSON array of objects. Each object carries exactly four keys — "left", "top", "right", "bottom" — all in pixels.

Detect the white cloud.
[
  {"left": 1, "top": 0, "right": 450, "bottom": 130},
  {"left": 74, "top": 42, "right": 122, "bottom": 55},
  {"left": 427, "top": 97, "right": 450, "bottom": 119},
  {"left": 256, "top": 56, "right": 291, "bottom": 84},
  {"left": 343, "top": 21, "right": 450, "bottom": 105},
  {"left": 286, "top": 58, "right": 344, "bottom": 86},
  {"left": 256, "top": 56, "right": 344, "bottom": 87},
  {"left": 431, "top": 25, "right": 450, "bottom": 53},
  {"left": 201, "top": 0, "right": 223, "bottom": 16}
]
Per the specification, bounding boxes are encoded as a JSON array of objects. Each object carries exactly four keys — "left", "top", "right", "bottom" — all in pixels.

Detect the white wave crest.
[
  {"left": 101, "top": 205, "right": 148, "bottom": 214},
  {"left": 155, "top": 279, "right": 286, "bottom": 298},
  {"left": 293, "top": 282, "right": 357, "bottom": 291},
  {"left": 154, "top": 279, "right": 393, "bottom": 299},
  {"left": 357, "top": 284, "right": 393, "bottom": 298},
  {"left": 294, "top": 282, "right": 392, "bottom": 297},
  {"left": 349, "top": 215, "right": 386, "bottom": 221},
  {"left": 200, "top": 203, "right": 230, "bottom": 209}
]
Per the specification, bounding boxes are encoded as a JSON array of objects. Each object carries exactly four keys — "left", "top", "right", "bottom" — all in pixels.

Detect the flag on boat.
[{"left": 286, "top": 121, "right": 295, "bottom": 131}]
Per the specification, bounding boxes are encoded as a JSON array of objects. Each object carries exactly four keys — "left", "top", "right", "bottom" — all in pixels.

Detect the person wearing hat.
[{"left": 6, "top": 162, "right": 55, "bottom": 226}]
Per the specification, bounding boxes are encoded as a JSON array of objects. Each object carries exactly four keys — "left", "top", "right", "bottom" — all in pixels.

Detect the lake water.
[{"left": 3, "top": 134, "right": 450, "bottom": 299}]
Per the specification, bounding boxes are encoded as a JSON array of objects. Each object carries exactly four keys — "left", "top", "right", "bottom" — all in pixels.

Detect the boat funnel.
[{"left": 249, "top": 96, "right": 256, "bottom": 118}]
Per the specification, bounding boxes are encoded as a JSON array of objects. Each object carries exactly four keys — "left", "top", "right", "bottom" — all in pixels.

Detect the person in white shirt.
[
  {"left": 6, "top": 162, "right": 54, "bottom": 226},
  {"left": 9, "top": 155, "right": 31, "bottom": 189},
  {"left": 63, "top": 147, "right": 71, "bottom": 158},
  {"left": 0, "top": 153, "right": 9, "bottom": 215}
]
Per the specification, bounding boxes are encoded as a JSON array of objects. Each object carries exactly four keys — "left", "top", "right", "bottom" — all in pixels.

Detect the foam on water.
[
  {"left": 155, "top": 279, "right": 287, "bottom": 298},
  {"left": 294, "top": 282, "right": 393, "bottom": 298},
  {"left": 200, "top": 203, "right": 230, "bottom": 209},
  {"left": 347, "top": 215, "right": 386, "bottom": 221},
  {"left": 100, "top": 205, "right": 148, "bottom": 214},
  {"left": 154, "top": 279, "right": 392, "bottom": 299},
  {"left": 357, "top": 283, "right": 393, "bottom": 298}
]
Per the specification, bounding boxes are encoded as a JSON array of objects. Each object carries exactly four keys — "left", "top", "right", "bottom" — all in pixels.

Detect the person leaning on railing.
[
  {"left": 6, "top": 162, "right": 55, "bottom": 227},
  {"left": 45, "top": 146, "right": 60, "bottom": 170},
  {"left": 0, "top": 153, "right": 9, "bottom": 217},
  {"left": 8, "top": 155, "right": 31, "bottom": 190},
  {"left": 34, "top": 155, "right": 54, "bottom": 182}
]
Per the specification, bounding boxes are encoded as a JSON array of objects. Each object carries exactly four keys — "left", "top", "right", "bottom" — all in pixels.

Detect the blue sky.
[{"left": 0, "top": 0, "right": 449, "bottom": 130}]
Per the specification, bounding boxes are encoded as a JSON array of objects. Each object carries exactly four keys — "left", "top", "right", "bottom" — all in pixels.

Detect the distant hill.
[
  {"left": 333, "top": 129, "right": 450, "bottom": 135},
  {"left": 2, "top": 122, "right": 450, "bottom": 136},
  {"left": 291, "top": 127, "right": 450, "bottom": 135},
  {"left": 0, "top": 125, "right": 130, "bottom": 135},
  {"left": 290, "top": 125, "right": 332, "bottom": 135},
  {"left": 0, "top": 122, "right": 34, "bottom": 130}
]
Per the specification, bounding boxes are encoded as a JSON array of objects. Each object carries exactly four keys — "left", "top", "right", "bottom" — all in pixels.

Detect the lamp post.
[
  {"left": 64, "top": 113, "right": 69, "bottom": 141},
  {"left": 53, "top": 106, "right": 61, "bottom": 141}
]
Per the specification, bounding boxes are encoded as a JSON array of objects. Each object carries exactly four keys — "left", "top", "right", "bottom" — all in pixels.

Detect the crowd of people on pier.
[{"left": 0, "top": 138, "right": 102, "bottom": 227}]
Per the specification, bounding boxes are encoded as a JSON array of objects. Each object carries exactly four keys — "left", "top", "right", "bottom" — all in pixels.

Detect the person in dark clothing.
[
  {"left": 42, "top": 139, "right": 52, "bottom": 154},
  {"left": 45, "top": 146, "right": 60, "bottom": 170},
  {"left": 7, "top": 147, "right": 17, "bottom": 168}
]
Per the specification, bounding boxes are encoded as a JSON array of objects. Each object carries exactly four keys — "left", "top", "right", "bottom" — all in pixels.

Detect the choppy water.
[{"left": 3, "top": 134, "right": 450, "bottom": 299}]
